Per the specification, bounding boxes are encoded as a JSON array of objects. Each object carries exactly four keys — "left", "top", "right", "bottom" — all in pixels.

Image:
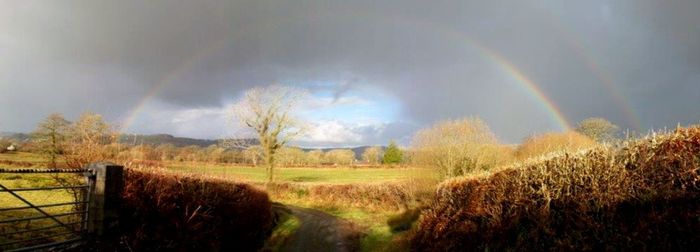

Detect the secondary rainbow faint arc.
[
  {"left": 531, "top": 4, "right": 642, "bottom": 131},
  {"left": 333, "top": 9, "right": 574, "bottom": 131},
  {"left": 120, "top": 11, "right": 574, "bottom": 133},
  {"left": 356, "top": 11, "right": 574, "bottom": 131}
]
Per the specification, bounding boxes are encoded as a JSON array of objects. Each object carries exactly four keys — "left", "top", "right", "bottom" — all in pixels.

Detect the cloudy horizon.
[{"left": 2, "top": 0, "right": 699, "bottom": 147}]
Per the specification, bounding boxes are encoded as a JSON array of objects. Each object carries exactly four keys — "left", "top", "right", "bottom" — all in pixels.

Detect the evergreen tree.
[{"left": 383, "top": 140, "right": 403, "bottom": 164}]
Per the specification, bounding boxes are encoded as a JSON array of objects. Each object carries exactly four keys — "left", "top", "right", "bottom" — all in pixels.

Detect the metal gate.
[{"left": 0, "top": 168, "right": 94, "bottom": 252}]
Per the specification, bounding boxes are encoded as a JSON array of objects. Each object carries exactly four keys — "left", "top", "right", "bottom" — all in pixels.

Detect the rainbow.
[
  {"left": 481, "top": 49, "right": 573, "bottom": 130},
  {"left": 363, "top": 12, "right": 574, "bottom": 131},
  {"left": 119, "top": 37, "right": 230, "bottom": 133},
  {"left": 566, "top": 38, "right": 642, "bottom": 131},
  {"left": 121, "top": 10, "right": 577, "bottom": 133}
]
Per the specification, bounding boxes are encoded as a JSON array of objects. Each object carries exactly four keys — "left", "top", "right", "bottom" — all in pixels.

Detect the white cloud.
[{"left": 301, "top": 120, "right": 365, "bottom": 144}]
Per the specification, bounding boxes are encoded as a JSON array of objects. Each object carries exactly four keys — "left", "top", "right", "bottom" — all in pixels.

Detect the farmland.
[
  {"left": 2, "top": 127, "right": 699, "bottom": 251},
  {"left": 0, "top": 152, "right": 435, "bottom": 251}
]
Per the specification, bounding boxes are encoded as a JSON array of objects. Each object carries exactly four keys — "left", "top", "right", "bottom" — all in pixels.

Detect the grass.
[
  {"left": 0, "top": 152, "right": 51, "bottom": 168},
  {"left": 262, "top": 214, "right": 301, "bottom": 251},
  {"left": 0, "top": 173, "right": 85, "bottom": 250},
  {"left": 165, "top": 161, "right": 436, "bottom": 184},
  {"left": 276, "top": 199, "right": 415, "bottom": 251}
]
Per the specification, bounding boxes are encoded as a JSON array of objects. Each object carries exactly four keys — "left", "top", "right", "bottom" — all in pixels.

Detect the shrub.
[
  {"left": 266, "top": 181, "right": 433, "bottom": 211},
  {"left": 411, "top": 118, "right": 511, "bottom": 177},
  {"left": 516, "top": 130, "right": 597, "bottom": 160},
  {"left": 410, "top": 127, "right": 700, "bottom": 251},
  {"left": 119, "top": 169, "right": 273, "bottom": 251}
]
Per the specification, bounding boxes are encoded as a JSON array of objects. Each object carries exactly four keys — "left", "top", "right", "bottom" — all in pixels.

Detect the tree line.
[{"left": 14, "top": 112, "right": 405, "bottom": 168}]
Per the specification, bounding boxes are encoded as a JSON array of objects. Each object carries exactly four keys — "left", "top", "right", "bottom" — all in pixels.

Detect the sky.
[{"left": 1, "top": 0, "right": 699, "bottom": 147}]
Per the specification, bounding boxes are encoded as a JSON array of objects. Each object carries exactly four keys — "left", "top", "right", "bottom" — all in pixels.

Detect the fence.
[{"left": 0, "top": 163, "right": 123, "bottom": 251}]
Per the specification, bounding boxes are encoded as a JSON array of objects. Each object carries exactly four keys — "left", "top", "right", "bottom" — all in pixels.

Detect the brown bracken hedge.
[
  {"left": 119, "top": 169, "right": 273, "bottom": 251},
  {"left": 411, "top": 127, "right": 700, "bottom": 251}
]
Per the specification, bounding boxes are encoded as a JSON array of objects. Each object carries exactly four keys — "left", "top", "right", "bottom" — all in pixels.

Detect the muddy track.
[{"left": 273, "top": 204, "right": 362, "bottom": 252}]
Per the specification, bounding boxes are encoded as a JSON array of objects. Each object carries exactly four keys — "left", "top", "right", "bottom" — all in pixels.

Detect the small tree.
[
  {"left": 383, "top": 141, "right": 403, "bottom": 164},
  {"left": 32, "top": 113, "right": 71, "bottom": 168},
  {"left": 0, "top": 138, "right": 12, "bottom": 153},
  {"left": 576, "top": 117, "right": 619, "bottom": 143},
  {"left": 64, "top": 112, "right": 116, "bottom": 168},
  {"left": 362, "top": 146, "right": 384, "bottom": 165},
  {"left": 242, "top": 145, "right": 263, "bottom": 166},
  {"left": 306, "top": 149, "right": 324, "bottom": 165},
  {"left": 325, "top": 149, "right": 356, "bottom": 165},
  {"left": 231, "top": 85, "right": 307, "bottom": 182}
]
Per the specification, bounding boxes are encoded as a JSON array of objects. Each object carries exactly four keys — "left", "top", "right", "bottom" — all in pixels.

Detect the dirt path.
[{"left": 274, "top": 204, "right": 362, "bottom": 252}]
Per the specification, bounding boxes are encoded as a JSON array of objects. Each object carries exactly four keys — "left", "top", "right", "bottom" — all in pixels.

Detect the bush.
[
  {"left": 119, "top": 169, "right": 273, "bottom": 251},
  {"left": 516, "top": 130, "right": 597, "bottom": 160},
  {"left": 411, "top": 118, "right": 511, "bottom": 177},
  {"left": 267, "top": 181, "right": 434, "bottom": 211},
  {"left": 410, "top": 127, "right": 700, "bottom": 251}
]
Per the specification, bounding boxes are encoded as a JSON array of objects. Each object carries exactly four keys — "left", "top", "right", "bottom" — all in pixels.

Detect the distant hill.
[
  {"left": 0, "top": 132, "right": 31, "bottom": 142},
  {"left": 1, "top": 131, "right": 381, "bottom": 154},
  {"left": 118, "top": 134, "right": 261, "bottom": 148},
  {"left": 119, "top": 134, "right": 220, "bottom": 147}
]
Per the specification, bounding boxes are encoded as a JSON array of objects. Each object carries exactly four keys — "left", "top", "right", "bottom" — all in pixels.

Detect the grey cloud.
[{"left": 1, "top": 0, "right": 699, "bottom": 143}]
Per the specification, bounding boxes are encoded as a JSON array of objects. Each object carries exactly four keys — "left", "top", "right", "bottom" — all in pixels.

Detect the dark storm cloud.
[{"left": 1, "top": 0, "right": 699, "bottom": 142}]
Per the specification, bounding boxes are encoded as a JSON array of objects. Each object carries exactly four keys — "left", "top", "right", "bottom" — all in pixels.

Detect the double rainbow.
[{"left": 120, "top": 9, "right": 639, "bottom": 134}]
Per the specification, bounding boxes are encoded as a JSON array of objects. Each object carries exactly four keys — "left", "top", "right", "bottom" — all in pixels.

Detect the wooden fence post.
[{"left": 87, "top": 162, "right": 124, "bottom": 237}]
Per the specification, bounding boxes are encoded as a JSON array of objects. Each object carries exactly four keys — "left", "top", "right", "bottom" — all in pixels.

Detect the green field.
[{"left": 165, "top": 162, "right": 436, "bottom": 184}]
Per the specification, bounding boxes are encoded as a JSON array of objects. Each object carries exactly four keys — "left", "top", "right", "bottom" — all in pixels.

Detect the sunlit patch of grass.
[
  {"left": 0, "top": 174, "right": 84, "bottom": 250},
  {"left": 262, "top": 215, "right": 301, "bottom": 251}
]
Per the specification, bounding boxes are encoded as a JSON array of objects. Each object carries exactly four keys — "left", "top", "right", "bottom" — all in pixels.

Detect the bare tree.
[
  {"left": 230, "top": 85, "right": 307, "bottom": 182},
  {"left": 362, "top": 146, "right": 384, "bottom": 165},
  {"left": 411, "top": 118, "right": 509, "bottom": 177},
  {"left": 32, "top": 113, "right": 71, "bottom": 168},
  {"left": 306, "top": 149, "right": 324, "bottom": 166},
  {"left": 324, "top": 149, "right": 356, "bottom": 165},
  {"left": 64, "top": 112, "right": 116, "bottom": 168}
]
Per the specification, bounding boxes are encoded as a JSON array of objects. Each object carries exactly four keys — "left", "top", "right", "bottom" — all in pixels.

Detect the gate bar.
[
  {"left": 0, "top": 168, "right": 88, "bottom": 173},
  {"left": 6, "top": 237, "right": 82, "bottom": 252},
  {"left": 0, "top": 201, "right": 89, "bottom": 212},
  {"left": 0, "top": 230, "right": 77, "bottom": 247},
  {"left": 0, "top": 211, "right": 86, "bottom": 224},
  {"left": 0, "top": 184, "right": 77, "bottom": 232},
  {"left": 0, "top": 220, "right": 85, "bottom": 236},
  {"left": 0, "top": 185, "right": 89, "bottom": 192}
]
